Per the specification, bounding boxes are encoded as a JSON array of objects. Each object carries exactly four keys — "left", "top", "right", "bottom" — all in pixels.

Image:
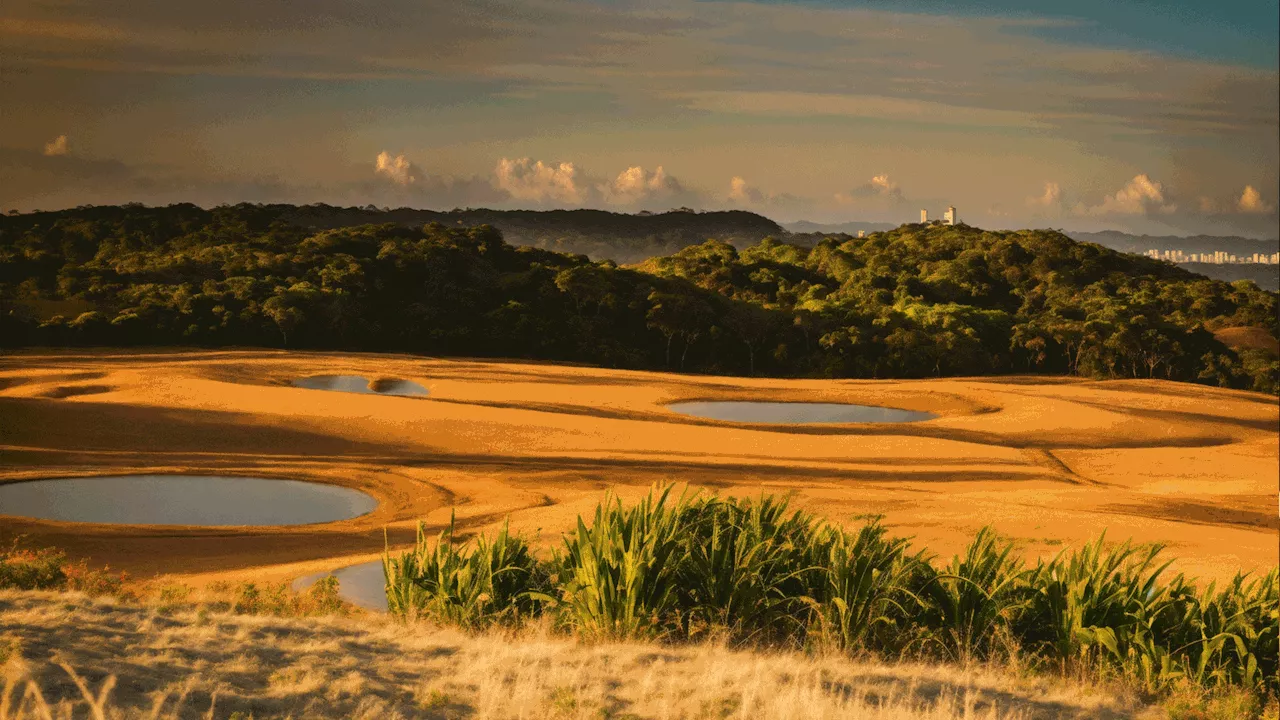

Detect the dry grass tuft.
[{"left": 0, "top": 590, "right": 1160, "bottom": 720}]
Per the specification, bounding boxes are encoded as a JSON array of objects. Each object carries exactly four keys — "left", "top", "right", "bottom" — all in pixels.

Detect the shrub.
[
  {"left": 677, "top": 494, "right": 818, "bottom": 644},
  {"left": 0, "top": 543, "right": 67, "bottom": 590},
  {"left": 914, "top": 527, "right": 1031, "bottom": 663},
  {"left": 384, "top": 513, "right": 542, "bottom": 629},
  {"left": 554, "top": 486, "right": 692, "bottom": 639},
  {"left": 1021, "top": 534, "right": 1172, "bottom": 672},
  {"left": 809, "top": 518, "right": 925, "bottom": 654}
]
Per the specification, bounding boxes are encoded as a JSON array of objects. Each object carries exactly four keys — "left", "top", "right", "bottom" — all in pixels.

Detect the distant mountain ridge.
[
  {"left": 281, "top": 205, "right": 786, "bottom": 263},
  {"left": 1064, "top": 230, "right": 1279, "bottom": 256},
  {"left": 783, "top": 220, "right": 899, "bottom": 235}
]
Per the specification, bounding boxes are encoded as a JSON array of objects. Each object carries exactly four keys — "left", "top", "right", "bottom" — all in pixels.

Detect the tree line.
[{"left": 1, "top": 203, "right": 1276, "bottom": 393}]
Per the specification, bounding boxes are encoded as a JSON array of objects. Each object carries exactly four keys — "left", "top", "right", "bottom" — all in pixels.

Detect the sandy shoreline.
[{"left": 1, "top": 348, "right": 1276, "bottom": 587}]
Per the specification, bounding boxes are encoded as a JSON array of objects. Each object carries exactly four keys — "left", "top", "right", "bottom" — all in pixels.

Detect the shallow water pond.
[
  {"left": 291, "top": 375, "right": 428, "bottom": 396},
  {"left": 294, "top": 560, "right": 387, "bottom": 611},
  {"left": 667, "top": 400, "right": 935, "bottom": 424},
  {"left": 0, "top": 475, "right": 377, "bottom": 526}
]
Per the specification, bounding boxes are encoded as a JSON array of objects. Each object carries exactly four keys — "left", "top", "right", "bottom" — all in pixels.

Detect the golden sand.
[{"left": 1, "top": 349, "right": 1276, "bottom": 587}]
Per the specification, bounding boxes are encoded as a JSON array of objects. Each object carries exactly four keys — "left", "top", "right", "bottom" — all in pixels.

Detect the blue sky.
[
  {"left": 1, "top": 0, "right": 1277, "bottom": 236},
  {"left": 752, "top": 0, "right": 1279, "bottom": 67}
]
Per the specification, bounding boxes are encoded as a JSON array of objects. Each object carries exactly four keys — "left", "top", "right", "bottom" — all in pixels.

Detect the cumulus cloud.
[
  {"left": 374, "top": 151, "right": 422, "bottom": 186},
  {"left": 835, "top": 174, "right": 903, "bottom": 205},
  {"left": 495, "top": 157, "right": 584, "bottom": 204},
  {"left": 1027, "top": 181, "right": 1062, "bottom": 208},
  {"left": 43, "top": 135, "right": 69, "bottom": 157},
  {"left": 602, "top": 165, "right": 683, "bottom": 205},
  {"left": 1237, "top": 185, "right": 1273, "bottom": 214},
  {"left": 728, "top": 176, "right": 763, "bottom": 206},
  {"left": 1076, "top": 174, "right": 1177, "bottom": 216},
  {"left": 726, "top": 176, "right": 803, "bottom": 213}
]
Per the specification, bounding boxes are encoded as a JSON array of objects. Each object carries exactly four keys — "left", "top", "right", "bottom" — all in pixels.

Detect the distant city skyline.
[
  {"left": 1144, "top": 248, "right": 1280, "bottom": 265},
  {"left": 1, "top": 0, "right": 1276, "bottom": 238}
]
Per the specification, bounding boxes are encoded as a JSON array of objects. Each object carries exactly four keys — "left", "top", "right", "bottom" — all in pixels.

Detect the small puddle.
[
  {"left": 294, "top": 560, "right": 387, "bottom": 612},
  {"left": 667, "top": 401, "right": 935, "bottom": 424},
  {"left": 292, "top": 375, "right": 428, "bottom": 396},
  {"left": 0, "top": 475, "right": 377, "bottom": 526}
]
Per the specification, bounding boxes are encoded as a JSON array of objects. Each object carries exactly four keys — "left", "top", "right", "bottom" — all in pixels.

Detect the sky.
[{"left": 1, "top": 0, "right": 1277, "bottom": 238}]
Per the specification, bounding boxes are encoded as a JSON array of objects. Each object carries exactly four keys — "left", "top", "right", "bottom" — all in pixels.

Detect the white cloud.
[
  {"left": 495, "top": 157, "right": 584, "bottom": 204},
  {"left": 1237, "top": 185, "right": 1273, "bottom": 214},
  {"left": 1027, "top": 181, "right": 1062, "bottom": 208},
  {"left": 602, "top": 165, "right": 683, "bottom": 205},
  {"left": 374, "top": 151, "right": 420, "bottom": 186},
  {"left": 835, "top": 173, "right": 903, "bottom": 205},
  {"left": 726, "top": 176, "right": 803, "bottom": 213},
  {"left": 728, "top": 176, "right": 764, "bottom": 206},
  {"left": 1075, "top": 174, "right": 1176, "bottom": 216},
  {"left": 43, "top": 135, "right": 69, "bottom": 156}
]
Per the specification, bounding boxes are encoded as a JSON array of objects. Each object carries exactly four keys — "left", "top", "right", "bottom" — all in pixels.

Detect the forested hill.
[
  {"left": 1, "top": 204, "right": 1276, "bottom": 393},
  {"left": 0, "top": 203, "right": 783, "bottom": 264},
  {"left": 284, "top": 206, "right": 784, "bottom": 262}
]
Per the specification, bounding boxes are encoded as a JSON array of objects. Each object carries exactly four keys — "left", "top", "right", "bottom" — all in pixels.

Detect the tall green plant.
[
  {"left": 1023, "top": 534, "right": 1172, "bottom": 670},
  {"left": 382, "top": 513, "right": 540, "bottom": 628},
  {"left": 678, "top": 494, "right": 818, "bottom": 643},
  {"left": 916, "top": 527, "right": 1030, "bottom": 662},
  {"left": 1158, "top": 570, "right": 1280, "bottom": 696},
  {"left": 554, "top": 485, "right": 691, "bottom": 639},
  {"left": 811, "top": 519, "right": 924, "bottom": 653}
]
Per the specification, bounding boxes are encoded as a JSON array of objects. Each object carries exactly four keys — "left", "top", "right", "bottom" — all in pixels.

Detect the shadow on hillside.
[{"left": 0, "top": 397, "right": 390, "bottom": 456}]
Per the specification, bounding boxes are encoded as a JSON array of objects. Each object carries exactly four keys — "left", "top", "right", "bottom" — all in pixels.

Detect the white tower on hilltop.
[
  {"left": 944, "top": 206, "right": 957, "bottom": 225},
  {"left": 920, "top": 209, "right": 928, "bottom": 224}
]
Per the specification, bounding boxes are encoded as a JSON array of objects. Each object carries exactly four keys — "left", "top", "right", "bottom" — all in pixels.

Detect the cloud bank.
[
  {"left": 1076, "top": 174, "right": 1177, "bottom": 216},
  {"left": 42, "top": 135, "right": 68, "bottom": 157}
]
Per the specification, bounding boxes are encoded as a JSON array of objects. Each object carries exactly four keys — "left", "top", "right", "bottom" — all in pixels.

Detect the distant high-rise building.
[
  {"left": 944, "top": 206, "right": 957, "bottom": 225},
  {"left": 857, "top": 230, "right": 866, "bottom": 238},
  {"left": 920, "top": 209, "right": 928, "bottom": 223}
]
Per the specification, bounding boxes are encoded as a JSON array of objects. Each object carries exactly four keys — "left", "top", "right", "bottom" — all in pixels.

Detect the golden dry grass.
[{"left": 0, "top": 590, "right": 1160, "bottom": 720}]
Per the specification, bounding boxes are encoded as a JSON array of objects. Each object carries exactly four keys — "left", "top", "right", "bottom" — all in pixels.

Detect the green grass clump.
[
  {"left": 677, "top": 494, "right": 817, "bottom": 643},
  {"left": 382, "top": 512, "right": 542, "bottom": 628},
  {"left": 383, "top": 484, "right": 1279, "bottom": 710},
  {"left": 553, "top": 486, "right": 691, "bottom": 639},
  {"left": 0, "top": 536, "right": 128, "bottom": 596},
  {"left": 810, "top": 519, "right": 925, "bottom": 654},
  {"left": 915, "top": 527, "right": 1030, "bottom": 663}
]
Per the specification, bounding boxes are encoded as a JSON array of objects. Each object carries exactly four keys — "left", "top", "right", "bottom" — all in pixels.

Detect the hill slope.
[{"left": 0, "top": 206, "right": 1276, "bottom": 392}]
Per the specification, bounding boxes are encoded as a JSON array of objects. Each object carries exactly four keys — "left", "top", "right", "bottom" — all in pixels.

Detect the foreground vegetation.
[
  {"left": 2, "top": 499, "right": 1275, "bottom": 718},
  {"left": 1, "top": 204, "right": 1276, "bottom": 392},
  {"left": 385, "top": 487, "right": 1279, "bottom": 716},
  {"left": 1, "top": 591, "right": 1165, "bottom": 720}
]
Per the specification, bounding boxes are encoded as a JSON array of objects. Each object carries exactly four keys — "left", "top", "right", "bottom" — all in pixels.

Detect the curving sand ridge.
[{"left": 0, "top": 348, "right": 1276, "bottom": 588}]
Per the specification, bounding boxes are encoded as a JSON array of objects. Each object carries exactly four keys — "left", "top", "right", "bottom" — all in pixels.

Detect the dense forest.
[
  {"left": 1177, "top": 262, "right": 1279, "bottom": 292},
  {"left": 1, "top": 204, "right": 1276, "bottom": 393}
]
